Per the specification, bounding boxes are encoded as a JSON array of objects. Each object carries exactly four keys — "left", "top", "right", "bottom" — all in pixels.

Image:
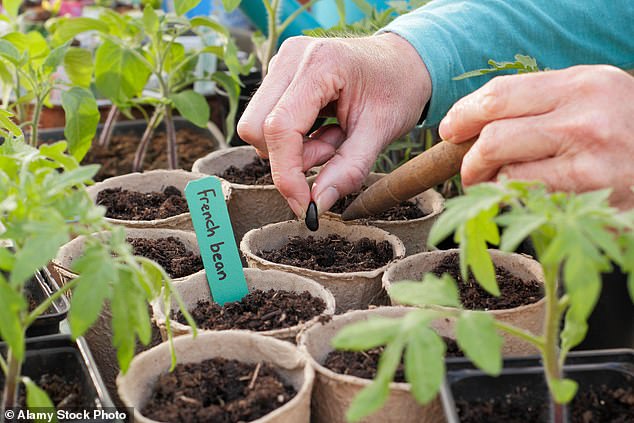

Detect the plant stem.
[
  {"left": 262, "top": 0, "right": 280, "bottom": 78},
  {"left": 541, "top": 264, "right": 566, "bottom": 423},
  {"left": 494, "top": 320, "right": 544, "bottom": 349},
  {"left": 1, "top": 349, "right": 22, "bottom": 416},
  {"left": 29, "top": 101, "right": 42, "bottom": 147},
  {"left": 164, "top": 107, "right": 178, "bottom": 169},
  {"left": 98, "top": 106, "right": 120, "bottom": 148},
  {"left": 132, "top": 107, "right": 162, "bottom": 172}
]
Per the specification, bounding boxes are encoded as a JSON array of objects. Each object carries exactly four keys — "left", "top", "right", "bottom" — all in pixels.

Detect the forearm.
[{"left": 381, "top": 0, "right": 634, "bottom": 126}]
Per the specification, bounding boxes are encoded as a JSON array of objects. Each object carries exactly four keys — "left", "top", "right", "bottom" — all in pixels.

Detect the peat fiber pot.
[
  {"left": 52, "top": 228, "right": 203, "bottom": 407},
  {"left": 192, "top": 145, "right": 297, "bottom": 243},
  {"left": 152, "top": 268, "right": 336, "bottom": 342},
  {"left": 324, "top": 172, "right": 445, "bottom": 255},
  {"left": 86, "top": 169, "right": 231, "bottom": 231},
  {"left": 117, "top": 331, "right": 315, "bottom": 423},
  {"left": 383, "top": 249, "right": 545, "bottom": 356},
  {"left": 240, "top": 219, "right": 406, "bottom": 313},
  {"left": 298, "top": 307, "right": 451, "bottom": 423}
]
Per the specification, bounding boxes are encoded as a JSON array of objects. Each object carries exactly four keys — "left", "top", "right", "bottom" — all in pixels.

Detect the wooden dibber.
[{"left": 341, "top": 139, "right": 476, "bottom": 221}]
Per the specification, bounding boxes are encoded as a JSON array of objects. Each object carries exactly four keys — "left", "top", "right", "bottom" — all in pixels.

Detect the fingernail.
[
  {"left": 439, "top": 115, "right": 454, "bottom": 142},
  {"left": 287, "top": 198, "right": 306, "bottom": 220},
  {"left": 314, "top": 186, "right": 340, "bottom": 215}
]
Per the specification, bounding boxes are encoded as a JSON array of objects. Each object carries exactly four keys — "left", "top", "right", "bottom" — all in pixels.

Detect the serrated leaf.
[
  {"left": 24, "top": 378, "right": 58, "bottom": 423},
  {"left": 175, "top": 0, "right": 201, "bottom": 16},
  {"left": 53, "top": 17, "right": 109, "bottom": 45},
  {"left": 456, "top": 312, "right": 502, "bottom": 375},
  {"left": 346, "top": 336, "right": 405, "bottom": 422},
  {"left": 404, "top": 327, "right": 445, "bottom": 404},
  {"left": 61, "top": 87, "right": 99, "bottom": 161},
  {"left": 11, "top": 223, "right": 68, "bottom": 287},
  {"left": 111, "top": 270, "right": 138, "bottom": 373},
  {"left": 498, "top": 213, "right": 546, "bottom": 253},
  {"left": 0, "top": 275, "right": 26, "bottom": 361},
  {"left": 42, "top": 43, "right": 69, "bottom": 75},
  {"left": 39, "top": 141, "right": 78, "bottom": 170},
  {"left": 332, "top": 317, "right": 401, "bottom": 351},
  {"left": 549, "top": 378, "right": 578, "bottom": 404},
  {"left": 63, "top": 48, "right": 93, "bottom": 88},
  {"left": 170, "top": 90, "right": 209, "bottom": 128},
  {"left": 389, "top": 274, "right": 460, "bottom": 308},
  {"left": 0, "top": 110, "right": 21, "bottom": 136}
]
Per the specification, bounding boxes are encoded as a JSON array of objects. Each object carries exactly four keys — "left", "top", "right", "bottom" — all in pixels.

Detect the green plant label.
[{"left": 185, "top": 176, "right": 248, "bottom": 305}]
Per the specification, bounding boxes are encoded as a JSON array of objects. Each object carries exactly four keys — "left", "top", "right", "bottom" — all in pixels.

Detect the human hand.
[
  {"left": 439, "top": 65, "right": 634, "bottom": 210},
  {"left": 237, "top": 33, "right": 431, "bottom": 218}
]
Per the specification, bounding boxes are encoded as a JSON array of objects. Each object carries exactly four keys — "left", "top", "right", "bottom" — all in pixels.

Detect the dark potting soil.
[
  {"left": 96, "top": 185, "right": 188, "bottom": 221},
  {"left": 141, "top": 357, "right": 296, "bottom": 423},
  {"left": 6, "top": 373, "right": 89, "bottom": 409},
  {"left": 330, "top": 189, "right": 427, "bottom": 221},
  {"left": 455, "top": 383, "right": 634, "bottom": 423},
  {"left": 175, "top": 289, "right": 326, "bottom": 331},
  {"left": 220, "top": 157, "right": 274, "bottom": 185},
  {"left": 431, "top": 253, "right": 543, "bottom": 310},
  {"left": 128, "top": 236, "right": 202, "bottom": 279},
  {"left": 84, "top": 129, "right": 216, "bottom": 181},
  {"left": 324, "top": 338, "right": 462, "bottom": 382},
  {"left": 258, "top": 234, "right": 393, "bottom": 273}
]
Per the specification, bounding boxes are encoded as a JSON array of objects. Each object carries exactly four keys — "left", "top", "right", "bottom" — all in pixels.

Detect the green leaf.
[
  {"left": 0, "top": 110, "right": 22, "bottom": 136},
  {"left": 331, "top": 317, "right": 401, "bottom": 351},
  {"left": 560, "top": 310, "right": 588, "bottom": 356},
  {"left": 3, "top": 0, "right": 22, "bottom": 18},
  {"left": 49, "top": 165, "right": 99, "bottom": 195},
  {"left": 212, "top": 71, "right": 239, "bottom": 142},
  {"left": 24, "top": 378, "right": 58, "bottom": 423},
  {"left": 498, "top": 213, "right": 546, "bottom": 253},
  {"left": 190, "top": 16, "right": 229, "bottom": 37},
  {"left": 3, "top": 31, "right": 48, "bottom": 62},
  {"left": 549, "top": 378, "right": 578, "bottom": 404},
  {"left": 175, "top": 0, "right": 201, "bottom": 16},
  {"left": 221, "top": 0, "right": 241, "bottom": 13},
  {"left": 0, "top": 38, "right": 20, "bottom": 64},
  {"left": 63, "top": 48, "right": 93, "bottom": 88},
  {"left": 0, "top": 275, "right": 26, "bottom": 361},
  {"left": 53, "top": 17, "right": 110, "bottom": 45},
  {"left": 42, "top": 43, "right": 69, "bottom": 75},
  {"left": 111, "top": 270, "right": 138, "bottom": 373},
  {"left": 12, "top": 222, "right": 68, "bottom": 287},
  {"left": 404, "top": 327, "right": 445, "bottom": 404},
  {"left": 388, "top": 274, "right": 461, "bottom": 308},
  {"left": 39, "top": 141, "right": 78, "bottom": 170},
  {"left": 346, "top": 337, "right": 405, "bottom": 422},
  {"left": 142, "top": 5, "right": 159, "bottom": 34},
  {"left": 169, "top": 90, "right": 209, "bottom": 128},
  {"left": 61, "top": 87, "right": 100, "bottom": 161},
  {"left": 95, "top": 40, "right": 151, "bottom": 105},
  {"left": 456, "top": 312, "right": 502, "bottom": 375}
]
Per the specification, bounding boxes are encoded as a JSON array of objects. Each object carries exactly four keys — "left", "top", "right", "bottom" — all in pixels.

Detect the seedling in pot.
[
  {"left": 331, "top": 179, "right": 634, "bottom": 422},
  {"left": 0, "top": 116, "right": 194, "bottom": 419},
  {"left": 53, "top": 1, "right": 252, "bottom": 170},
  {"left": 0, "top": 24, "right": 99, "bottom": 159}
]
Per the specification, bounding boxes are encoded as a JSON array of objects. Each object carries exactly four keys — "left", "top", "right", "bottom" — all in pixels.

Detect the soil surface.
[
  {"left": 431, "top": 253, "right": 543, "bottom": 310},
  {"left": 83, "top": 129, "right": 216, "bottom": 181},
  {"left": 96, "top": 185, "right": 188, "bottom": 221},
  {"left": 455, "top": 382, "right": 634, "bottom": 423},
  {"left": 330, "top": 189, "right": 427, "bottom": 221},
  {"left": 258, "top": 234, "right": 393, "bottom": 273},
  {"left": 5, "top": 372, "right": 89, "bottom": 409},
  {"left": 142, "top": 357, "right": 296, "bottom": 423},
  {"left": 175, "top": 289, "right": 326, "bottom": 331},
  {"left": 128, "top": 236, "right": 202, "bottom": 279},
  {"left": 324, "top": 338, "right": 462, "bottom": 382},
  {"left": 220, "top": 157, "right": 274, "bottom": 185}
]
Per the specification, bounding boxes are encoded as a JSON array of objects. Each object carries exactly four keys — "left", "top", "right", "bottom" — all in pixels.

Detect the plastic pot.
[
  {"left": 323, "top": 172, "right": 445, "bottom": 255},
  {"left": 192, "top": 145, "right": 297, "bottom": 244},
  {"left": 441, "top": 349, "right": 634, "bottom": 422},
  {"left": 297, "top": 307, "right": 451, "bottom": 423},
  {"left": 24, "top": 269, "right": 70, "bottom": 337},
  {"left": 383, "top": 249, "right": 545, "bottom": 356},
  {"left": 152, "top": 268, "right": 336, "bottom": 343},
  {"left": 86, "top": 169, "right": 231, "bottom": 231},
  {"left": 241, "top": 219, "right": 406, "bottom": 313},
  {"left": 117, "top": 331, "right": 315, "bottom": 423}
]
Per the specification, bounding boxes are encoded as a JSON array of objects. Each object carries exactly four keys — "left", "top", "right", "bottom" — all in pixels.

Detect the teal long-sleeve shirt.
[{"left": 380, "top": 0, "right": 634, "bottom": 127}]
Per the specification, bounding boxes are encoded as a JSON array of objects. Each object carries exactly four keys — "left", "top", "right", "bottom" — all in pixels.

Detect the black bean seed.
[{"left": 305, "top": 201, "right": 319, "bottom": 231}]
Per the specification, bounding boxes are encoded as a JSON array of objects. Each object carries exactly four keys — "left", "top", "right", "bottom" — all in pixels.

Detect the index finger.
[{"left": 439, "top": 70, "right": 565, "bottom": 143}]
